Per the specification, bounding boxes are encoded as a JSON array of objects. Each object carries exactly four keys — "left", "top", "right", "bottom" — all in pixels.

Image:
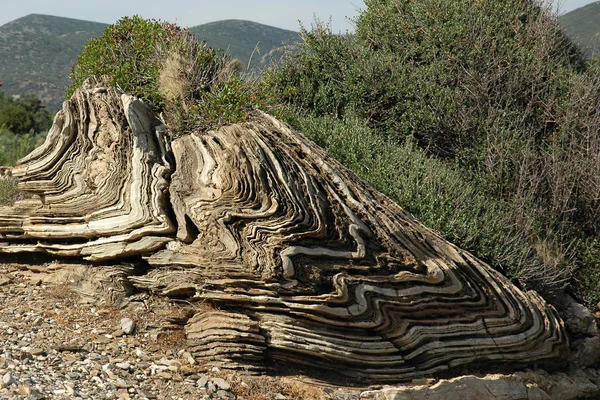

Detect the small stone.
[
  {"left": 135, "top": 349, "right": 150, "bottom": 360},
  {"left": 274, "top": 394, "right": 287, "bottom": 400},
  {"left": 138, "top": 390, "right": 157, "bottom": 399},
  {"left": 102, "top": 363, "right": 116, "bottom": 371},
  {"left": 117, "top": 390, "right": 131, "bottom": 399},
  {"left": 29, "top": 348, "right": 45, "bottom": 356},
  {"left": 18, "top": 385, "right": 33, "bottom": 396},
  {"left": 116, "top": 362, "right": 131, "bottom": 370},
  {"left": 217, "top": 389, "right": 234, "bottom": 399},
  {"left": 206, "top": 382, "right": 217, "bottom": 394},
  {"left": 211, "top": 377, "right": 231, "bottom": 391},
  {"left": 2, "top": 372, "right": 15, "bottom": 387},
  {"left": 156, "top": 372, "right": 172, "bottom": 380},
  {"left": 113, "top": 329, "right": 125, "bottom": 337},
  {"left": 120, "top": 318, "right": 136, "bottom": 335},
  {"left": 197, "top": 374, "right": 208, "bottom": 388},
  {"left": 183, "top": 351, "right": 195, "bottom": 365},
  {"left": 137, "top": 361, "right": 149, "bottom": 370},
  {"left": 114, "top": 379, "right": 130, "bottom": 389}
]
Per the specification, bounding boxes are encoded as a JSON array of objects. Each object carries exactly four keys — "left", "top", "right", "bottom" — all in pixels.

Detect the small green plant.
[{"left": 0, "top": 175, "right": 19, "bottom": 206}]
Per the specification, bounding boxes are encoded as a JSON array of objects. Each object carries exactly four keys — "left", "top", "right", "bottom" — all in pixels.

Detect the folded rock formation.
[
  {"left": 0, "top": 79, "right": 175, "bottom": 260},
  {"left": 0, "top": 79, "right": 569, "bottom": 382}
]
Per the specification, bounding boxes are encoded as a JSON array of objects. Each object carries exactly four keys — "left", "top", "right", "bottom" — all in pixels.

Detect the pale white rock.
[
  {"left": 182, "top": 351, "right": 195, "bottom": 365},
  {"left": 361, "top": 371, "right": 600, "bottom": 400},
  {"left": 115, "top": 362, "right": 131, "bottom": 370},
  {"left": 120, "top": 318, "right": 136, "bottom": 335},
  {"left": 1, "top": 372, "right": 15, "bottom": 387},
  {"left": 211, "top": 377, "right": 230, "bottom": 391}
]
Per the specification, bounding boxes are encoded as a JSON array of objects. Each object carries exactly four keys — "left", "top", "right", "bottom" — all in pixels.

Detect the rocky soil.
[
  {"left": 1, "top": 259, "right": 600, "bottom": 400},
  {"left": 0, "top": 262, "right": 352, "bottom": 400}
]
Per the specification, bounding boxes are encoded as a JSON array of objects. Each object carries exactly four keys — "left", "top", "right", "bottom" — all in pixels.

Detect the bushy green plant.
[
  {"left": 69, "top": 16, "right": 215, "bottom": 109},
  {"left": 0, "top": 127, "right": 46, "bottom": 166},
  {"left": 0, "top": 92, "right": 52, "bottom": 135},
  {"left": 68, "top": 16, "right": 265, "bottom": 134}
]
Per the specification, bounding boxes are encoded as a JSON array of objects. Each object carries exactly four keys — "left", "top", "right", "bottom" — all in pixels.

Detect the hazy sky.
[{"left": 0, "top": 0, "right": 597, "bottom": 32}]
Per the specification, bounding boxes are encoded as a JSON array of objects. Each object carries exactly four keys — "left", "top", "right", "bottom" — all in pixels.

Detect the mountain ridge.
[
  {"left": 559, "top": 1, "right": 600, "bottom": 59},
  {"left": 0, "top": 14, "right": 300, "bottom": 111}
]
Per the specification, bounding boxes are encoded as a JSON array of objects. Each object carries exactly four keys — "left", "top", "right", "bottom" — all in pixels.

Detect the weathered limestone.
[
  {"left": 0, "top": 79, "right": 570, "bottom": 383},
  {"left": 360, "top": 370, "right": 600, "bottom": 400},
  {"left": 0, "top": 79, "right": 175, "bottom": 260}
]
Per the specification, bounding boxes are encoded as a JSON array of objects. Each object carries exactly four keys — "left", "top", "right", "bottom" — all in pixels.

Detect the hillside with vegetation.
[
  {"left": 190, "top": 19, "right": 300, "bottom": 70},
  {"left": 0, "top": 14, "right": 108, "bottom": 111},
  {"left": 0, "top": 14, "right": 299, "bottom": 111},
  {"left": 560, "top": 1, "right": 600, "bottom": 59}
]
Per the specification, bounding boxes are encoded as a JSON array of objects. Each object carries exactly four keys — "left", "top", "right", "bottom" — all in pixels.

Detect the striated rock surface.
[
  {"left": 0, "top": 79, "right": 175, "bottom": 261},
  {"left": 0, "top": 79, "right": 570, "bottom": 383}
]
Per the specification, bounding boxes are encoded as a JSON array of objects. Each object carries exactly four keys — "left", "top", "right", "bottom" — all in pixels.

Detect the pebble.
[
  {"left": 120, "top": 318, "right": 136, "bottom": 335},
  {"left": 116, "top": 362, "right": 131, "bottom": 370},
  {"left": 2, "top": 372, "right": 15, "bottom": 387},
  {"left": 212, "top": 377, "right": 231, "bottom": 391}
]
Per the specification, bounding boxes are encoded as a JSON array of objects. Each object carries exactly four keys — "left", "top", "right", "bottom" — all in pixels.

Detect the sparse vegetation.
[
  {"left": 0, "top": 90, "right": 49, "bottom": 205},
  {"left": 0, "top": 174, "right": 19, "bottom": 206}
]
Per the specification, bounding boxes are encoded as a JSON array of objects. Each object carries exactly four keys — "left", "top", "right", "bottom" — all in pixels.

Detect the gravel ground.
[{"left": 0, "top": 263, "right": 349, "bottom": 400}]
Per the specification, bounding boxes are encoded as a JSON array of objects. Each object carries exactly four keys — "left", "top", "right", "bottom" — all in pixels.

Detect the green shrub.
[
  {"left": 69, "top": 16, "right": 265, "bottom": 134},
  {"left": 0, "top": 91, "right": 52, "bottom": 135},
  {"left": 0, "top": 127, "right": 46, "bottom": 167}
]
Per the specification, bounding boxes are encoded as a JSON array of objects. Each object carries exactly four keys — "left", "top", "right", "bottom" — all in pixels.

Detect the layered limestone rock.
[
  {"left": 0, "top": 79, "right": 175, "bottom": 260},
  {"left": 0, "top": 79, "right": 570, "bottom": 383}
]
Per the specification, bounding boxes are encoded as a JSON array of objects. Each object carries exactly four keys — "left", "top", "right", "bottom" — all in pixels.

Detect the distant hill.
[
  {"left": 0, "top": 14, "right": 108, "bottom": 111},
  {"left": 0, "top": 14, "right": 300, "bottom": 112},
  {"left": 559, "top": 1, "right": 600, "bottom": 59},
  {"left": 190, "top": 20, "right": 300, "bottom": 70}
]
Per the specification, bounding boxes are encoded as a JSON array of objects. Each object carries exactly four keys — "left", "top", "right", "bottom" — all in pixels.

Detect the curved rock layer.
[
  {"left": 149, "top": 114, "right": 568, "bottom": 381},
  {"left": 0, "top": 79, "right": 175, "bottom": 260},
  {"left": 0, "top": 81, "right": 568, "bottom": 382}
]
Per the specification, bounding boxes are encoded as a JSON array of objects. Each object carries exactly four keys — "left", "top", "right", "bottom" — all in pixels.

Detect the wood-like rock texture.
[
  {"left": 0, "top": 78, "right": 175, "bottom": 260},
  {"left": 146, "top": 114, "right": 568, "bottom": 381},
  {"left": 0, "top": 80, "right": 568, "bottom": 383}
]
